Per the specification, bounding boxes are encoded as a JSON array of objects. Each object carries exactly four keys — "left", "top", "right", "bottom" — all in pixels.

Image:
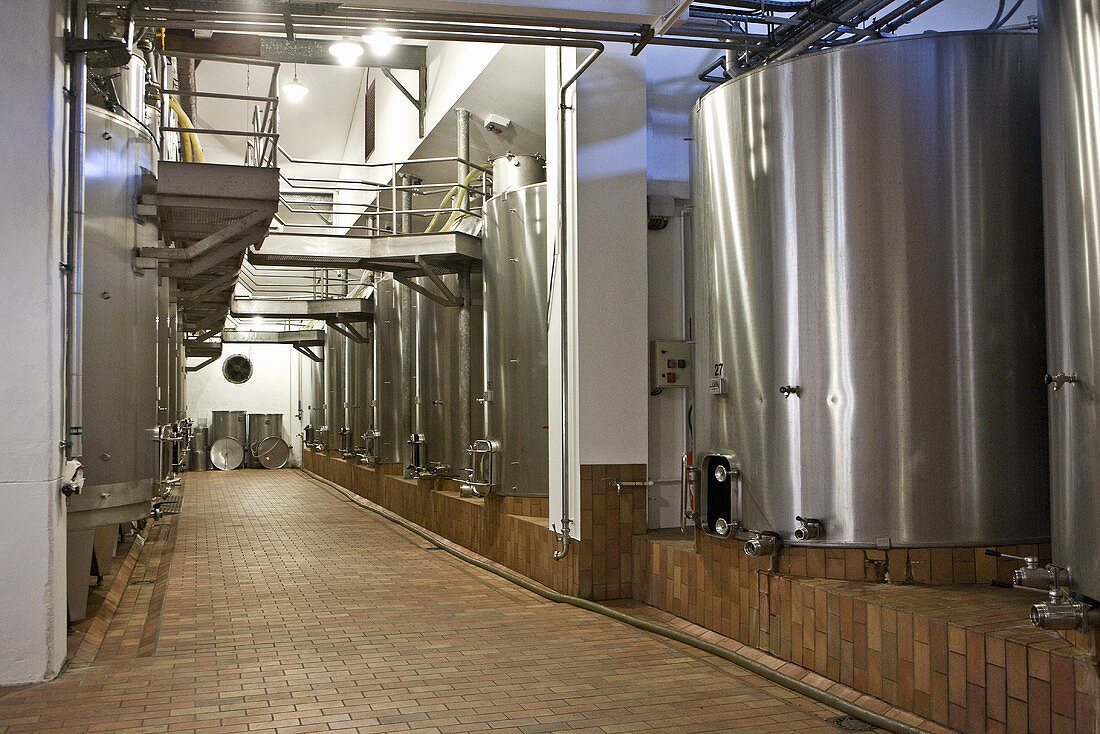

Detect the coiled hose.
[{"left": 298, "top": 468, "right": 927, "bottom": 734}]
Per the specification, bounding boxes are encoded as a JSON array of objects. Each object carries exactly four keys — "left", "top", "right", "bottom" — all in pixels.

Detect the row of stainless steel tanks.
[
  {"left": 692, "top": 20, "right": 1099, "bottom": 628},
  {"left": 301, "top": 171, "right": 550, "bottom": 497},
  {"left": 68, "top": 51, "right": 186, "bottom": 621}
]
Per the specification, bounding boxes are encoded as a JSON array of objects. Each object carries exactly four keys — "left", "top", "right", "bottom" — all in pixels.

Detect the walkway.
[{"left": 0, "top": 469, "right": 866, "bottom": 733}]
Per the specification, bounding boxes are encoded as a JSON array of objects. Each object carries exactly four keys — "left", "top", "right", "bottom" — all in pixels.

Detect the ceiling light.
[
  {"left": 362, "top": 28, "right": 403, "bottom": 55},
  {"left": 328, "top": 39, "right": 364, "bottom": 66},
  {"left": 281, "top": 66, "right": 309, "bottom": 103}
]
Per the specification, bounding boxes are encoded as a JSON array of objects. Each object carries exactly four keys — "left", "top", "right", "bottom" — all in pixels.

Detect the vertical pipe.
[
  {"left": 456, "top": 107, "right": 470, "bottom": 216},
  {"left": 554, "top": 44, "right": 604, "bottom": 560},
  {"left": 457, "top": 268, "right": 472, "bottom": 471},
  {"left": 399, "top": 176, "right": 416, "bottom": 469},
  {"left": 455, "top": 107, "right": 473, "bottom": 473},
  {"left": 64, "top": 0, "right": 88, "bottom": 460}
]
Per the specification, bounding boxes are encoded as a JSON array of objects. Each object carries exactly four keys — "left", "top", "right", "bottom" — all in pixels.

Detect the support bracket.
[
  {"left": 185, "top": 355, "right": 219, "bottom": 373},
  {"left": 293, "top": 344, "right": 323, "bottom": 363},
  {"left": 328, "top": 319, "right": 369, "bottom": 344},
  {"left": 380, "top": 66, "right": 426, "bottom": 138}
]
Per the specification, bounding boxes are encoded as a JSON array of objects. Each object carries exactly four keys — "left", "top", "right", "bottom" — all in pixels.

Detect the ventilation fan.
[{"left": 222, "top": 354, "right": 253, "bottom": 385}]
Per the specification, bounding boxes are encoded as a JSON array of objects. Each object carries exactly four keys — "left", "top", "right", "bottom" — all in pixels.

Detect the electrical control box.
[{"left": 650, "top": 340, "right": 692, "bottom": 389}]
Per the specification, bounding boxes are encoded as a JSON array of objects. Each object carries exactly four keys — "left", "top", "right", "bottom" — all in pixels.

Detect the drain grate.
[
  {"left": 828, "top": 716, "right": 874, "bottom": 731},
  {"left": 155, "top": 499, "right": 183, "bottom": 515}
]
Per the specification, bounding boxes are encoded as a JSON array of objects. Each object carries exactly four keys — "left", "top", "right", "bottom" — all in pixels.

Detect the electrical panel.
[{"left": 650, "top": 340, "right": 692, "bottom": 389}]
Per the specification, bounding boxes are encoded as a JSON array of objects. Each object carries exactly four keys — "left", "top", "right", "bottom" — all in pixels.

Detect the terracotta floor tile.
[{"left": 2, "top": 470, "right": 888, "bottom": 733}]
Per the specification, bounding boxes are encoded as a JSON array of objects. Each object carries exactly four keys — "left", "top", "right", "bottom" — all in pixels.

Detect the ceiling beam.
[{"left": 164, "top": 31, "right": 427, "bottom": 71}]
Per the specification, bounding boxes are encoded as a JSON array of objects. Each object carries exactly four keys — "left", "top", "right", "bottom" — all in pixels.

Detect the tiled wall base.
[
  {"left": 303, "top": 449, "right": 642, "bottom": 600},
  {"left": 633, "top": 532, "right": 1100, "bottom": 734}
]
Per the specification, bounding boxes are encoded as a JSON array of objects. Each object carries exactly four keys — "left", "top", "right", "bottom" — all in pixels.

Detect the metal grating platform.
[{"left": 138, "top": 162, "right": 279, "bottom": 337}]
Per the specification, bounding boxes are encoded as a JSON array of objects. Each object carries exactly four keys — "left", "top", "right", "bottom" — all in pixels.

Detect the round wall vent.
[{"left": 222, "top": 354, "right": 253, "bottom": 385}]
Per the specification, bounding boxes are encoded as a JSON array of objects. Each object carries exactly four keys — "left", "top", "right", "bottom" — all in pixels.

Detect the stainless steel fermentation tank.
[
  {"left": 1040, "top": 0, "right": 1100, "bottom": 603},
  {"left": 414, "top": 274, "right": 482, "bottom": 475},
  {"left": 692, "top": 31, "right": 1048, "bottom": 547},
  {"left": 479, "top": 183, "right": 550, "bottom": 495},
  {"left": 374, "top": 275, "right": 413, "bottom": 464},
  {"left": 325, "top": 325, "right": 346, "bottom": 445},
  {"left": 67, "top": 106, "right": 159, "bottom": 620},
  {"left": 345, "top": 322, "right": 374, "bottom": 455},
  {"left": 304, "top": 355, "right": 325, "bottom": 437}
]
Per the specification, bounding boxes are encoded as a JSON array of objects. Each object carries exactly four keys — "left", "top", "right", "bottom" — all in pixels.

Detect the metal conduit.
[
  {"left": 301, "top": 469, "right": 926, "bottom": 734},
  {"left": 65, "top": 0, "right": 88, "bottom": 460}
]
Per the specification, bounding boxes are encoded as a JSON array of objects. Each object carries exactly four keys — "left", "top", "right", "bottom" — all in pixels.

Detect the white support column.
[
  {"left": 547, "top": 44, "right": 650, "bottom": 542},
  {"left": 0, "top": 0, "right": 70, "bottom": 683}
]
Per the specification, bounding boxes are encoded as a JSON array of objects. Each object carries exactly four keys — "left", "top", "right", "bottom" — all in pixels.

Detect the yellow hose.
[
  {"left": 168, "top": 96, "right": 205, "bottom": 163},
  {"left": 425, "top": 168, "right": 483, "bottom": 233}
]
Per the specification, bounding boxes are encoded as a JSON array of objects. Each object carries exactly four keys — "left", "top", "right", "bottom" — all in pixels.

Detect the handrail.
[{"left": 160, "top": 59, "right": 279, "bottom": 167}]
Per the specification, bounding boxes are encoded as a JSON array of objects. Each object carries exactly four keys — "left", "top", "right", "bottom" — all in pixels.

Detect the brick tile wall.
[
  {"left": 634, "top": 532, "right": 1100, "bottom": 734},
  {"left": 304, "top": 449, "right": 641, "bottom": 600}
]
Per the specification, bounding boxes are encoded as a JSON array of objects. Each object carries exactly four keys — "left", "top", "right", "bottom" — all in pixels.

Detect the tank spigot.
[
  {"left": 744, "top": 531, "right": 781, "bottom": 557},
  {"left": 793, "top": 516, "right": 823, "bottom": 542},
  {"left": 1030, "top": 599, "right": 1100, "bottom": 631},
  {"left": 712, "top": 463, "right": 738, "bottom": 483},
  {"left": 714, "top": 517, "right": 738, "bottom": 537},
  {"left": 1044, "top": 372, "right": 1078, "bottom": 391}
]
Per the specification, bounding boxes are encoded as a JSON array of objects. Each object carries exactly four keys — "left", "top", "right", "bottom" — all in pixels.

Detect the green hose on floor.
[{"left": 297, "top": 469, "right": 927, "bottom": 734}]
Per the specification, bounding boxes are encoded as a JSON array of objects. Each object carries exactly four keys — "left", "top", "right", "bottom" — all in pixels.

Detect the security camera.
[{"left": 484, "top": 114, "right": 512, "bottom": 135}]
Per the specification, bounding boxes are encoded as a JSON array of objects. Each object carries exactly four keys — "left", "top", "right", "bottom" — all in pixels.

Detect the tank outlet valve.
[
  {"left": 1031, "top": 600, "right": 1100, "bottom": 631},
  {"left": 1044, "top": 372, "right": 1078, "bottom": 391},
  {"left": 744, "top": 531, "right": 781, "bottom": 558},
  {"left": 60, "top": 460, "right": 85, "bottom": 497},
  {"left": 714, "top": 517, "right": 735, "bottom": 537},
  {"left": 793, "top": 516, "right": 823, "bottom": 542},
  {"left": 713, "top": 463, "right": 739, "bottom": 483}
]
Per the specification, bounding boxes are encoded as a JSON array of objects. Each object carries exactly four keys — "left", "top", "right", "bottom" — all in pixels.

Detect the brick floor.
[{"left": 1, "top": 469, "right": 873, "bottom": 733}]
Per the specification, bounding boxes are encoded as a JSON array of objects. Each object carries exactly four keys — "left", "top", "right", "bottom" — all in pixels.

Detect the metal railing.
[
  {"left": 271, "top": 144, "right": 492, "bottom": 237},
  {"left": 158, "top": 52, "right": 279, "bottom": 167}
]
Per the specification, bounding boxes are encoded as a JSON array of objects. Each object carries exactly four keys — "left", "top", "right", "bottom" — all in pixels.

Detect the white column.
[
  {"left": 547, "top": 44, "right": 650, "bottom": 541},
  {"left": 0, "top": 0, "right": 70, "bottom": 683}
]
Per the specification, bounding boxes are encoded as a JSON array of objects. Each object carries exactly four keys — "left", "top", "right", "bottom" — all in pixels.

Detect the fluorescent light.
[
  {"left": 362, "top": 28, "right": 402, "bottom": 55},
  {"left": 328, "top": 39, "right": 363, "bottom": 66},
  {"left": 281, "top": 69, "right": 309, "bottom": 103}
]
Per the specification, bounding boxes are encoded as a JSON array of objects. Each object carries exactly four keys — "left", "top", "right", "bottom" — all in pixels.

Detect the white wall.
[
  {"left": 0, "top": 0, "right": 69, "bottom": 683},
  {"left": 186, "top": 344, "right": 308, "bottom": 466}
]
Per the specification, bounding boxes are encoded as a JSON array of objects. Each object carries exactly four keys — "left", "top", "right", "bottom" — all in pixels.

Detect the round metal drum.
[
  {"left": 210, "top": 437, "right": 245, "bottom": 471},
  {"left": 246, "top": 413, "right": 283, "bottom": 467},
  {"left": 256, "top": 436, "right": 291, "bottom": 469},
  {"left": 693, "top": 31, "right": 1048, "bottom": 547},
  {"left": 491, "top": 153, "right": 545, "bottom": 196},
  {"left": 210, "top": 410, "right": 247, "bottom": 446}
]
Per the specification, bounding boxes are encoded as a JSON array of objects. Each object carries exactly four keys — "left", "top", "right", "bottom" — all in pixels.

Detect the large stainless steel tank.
[
  {"left": 325, "top": 325, "right": 346, "bottom": 440},
  {"left": 693, "top": 31, "right": 1048, "bottom": 547},
  {"left": 67, "top": 107, "right": 159, "bottom": 619},
  {"left": 375, "top": 275, "right": 413, "bottom": 463},
  {"left": 304, "top": 353, "right": 326, "bottom": 430},
  {"left": 210, "top": 410, "right": 247, "bottom": 446},
  {"left": 481, "top": 183, "right": 549, "bottom": 495},
  {"left": 1040, "top": 0, "right": 1100, "bottom": 603},
  {"left": 345, "top": 322, "right": 373, "bottom": 452},
  {"left": 414, "top": 274, "right": 482, "bottom": 474}
]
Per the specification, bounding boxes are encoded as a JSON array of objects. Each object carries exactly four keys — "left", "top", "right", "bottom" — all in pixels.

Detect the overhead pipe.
[
  {"left": 133, "top": 9, "right": 765, "bottom": 52},
  {"left": 767, "top": 0, "right": 886, "bottom": 62},
  {"left": 64, "top": 0, "right": 88, "bottom": 461}
]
